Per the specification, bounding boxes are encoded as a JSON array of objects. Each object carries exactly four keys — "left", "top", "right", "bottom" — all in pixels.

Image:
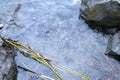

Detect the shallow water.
[{"left": 0, "top": 0, "right": 120, "bottom": 80}]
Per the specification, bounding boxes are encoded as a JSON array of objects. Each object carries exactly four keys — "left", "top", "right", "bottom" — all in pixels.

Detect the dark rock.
[
  {"left": 105, "top": 51, "right": 120, "bottom": 62},
  {"left": 0, "top": 42, "right": 17, "bottom": 80},
  {"left": 105, "top": 32, "right": 120, "bottom": 62},
  {"left": 80, "top": 0, "right": 120, "bottom": 63},
  {"left": 80, "top": 0, "right": 120, "bottom": 35}
]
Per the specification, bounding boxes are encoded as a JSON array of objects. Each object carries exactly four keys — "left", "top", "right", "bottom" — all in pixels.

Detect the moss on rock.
[{"left": 80, "top": 0, "right": 120, "bottom": 35}]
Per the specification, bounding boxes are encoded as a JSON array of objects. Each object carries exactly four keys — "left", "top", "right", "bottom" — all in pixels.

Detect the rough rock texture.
[
  {"left": 105, "top": 32, "right": 120, "bottom": 61},
  {"left": 111, "top": 32, "right": 120, "bottom": 54},
  {"left": 0, "top": 41, "right": 17, "bottom": 80},
  {"left": 80, "top": 0, "right": 120, "bottom": 34},
  {"left": 1, "top": 0, "right": 120, "bottom": 80}
]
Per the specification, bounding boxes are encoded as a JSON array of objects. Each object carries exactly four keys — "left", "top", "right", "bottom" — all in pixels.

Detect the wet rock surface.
[
  {"left": 80, "top": 0, "right": 120, "bottom": 35},
  {"left": 0, "top": 41, "right": 17, "bottom": 80}
]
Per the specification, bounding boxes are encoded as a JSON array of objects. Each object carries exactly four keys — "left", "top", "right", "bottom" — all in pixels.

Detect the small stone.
[{"left": 105, "top": 32, "right": 120, "bottom": 62}]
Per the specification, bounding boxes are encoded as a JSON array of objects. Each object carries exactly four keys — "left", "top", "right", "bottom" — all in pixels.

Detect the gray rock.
[
  {"left": 105, "top": 32, "right": 120, "bottom": 62},
  {"left": 1, "top": 0, "right": 120, "bottom": 80},
  {"left": 0, "top": 42, "right": 17, "bottom": 80},
  {"left": 112, "top": 32, "right": 120, "bottom": 54},
  {"left": 80, "top": 0, "right": 120, "bottom": 34}
]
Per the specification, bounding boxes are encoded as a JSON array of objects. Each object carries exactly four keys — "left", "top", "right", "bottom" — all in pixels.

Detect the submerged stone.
[{"left": 80, "top": 0, "right": 120, "bottom": 35}]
